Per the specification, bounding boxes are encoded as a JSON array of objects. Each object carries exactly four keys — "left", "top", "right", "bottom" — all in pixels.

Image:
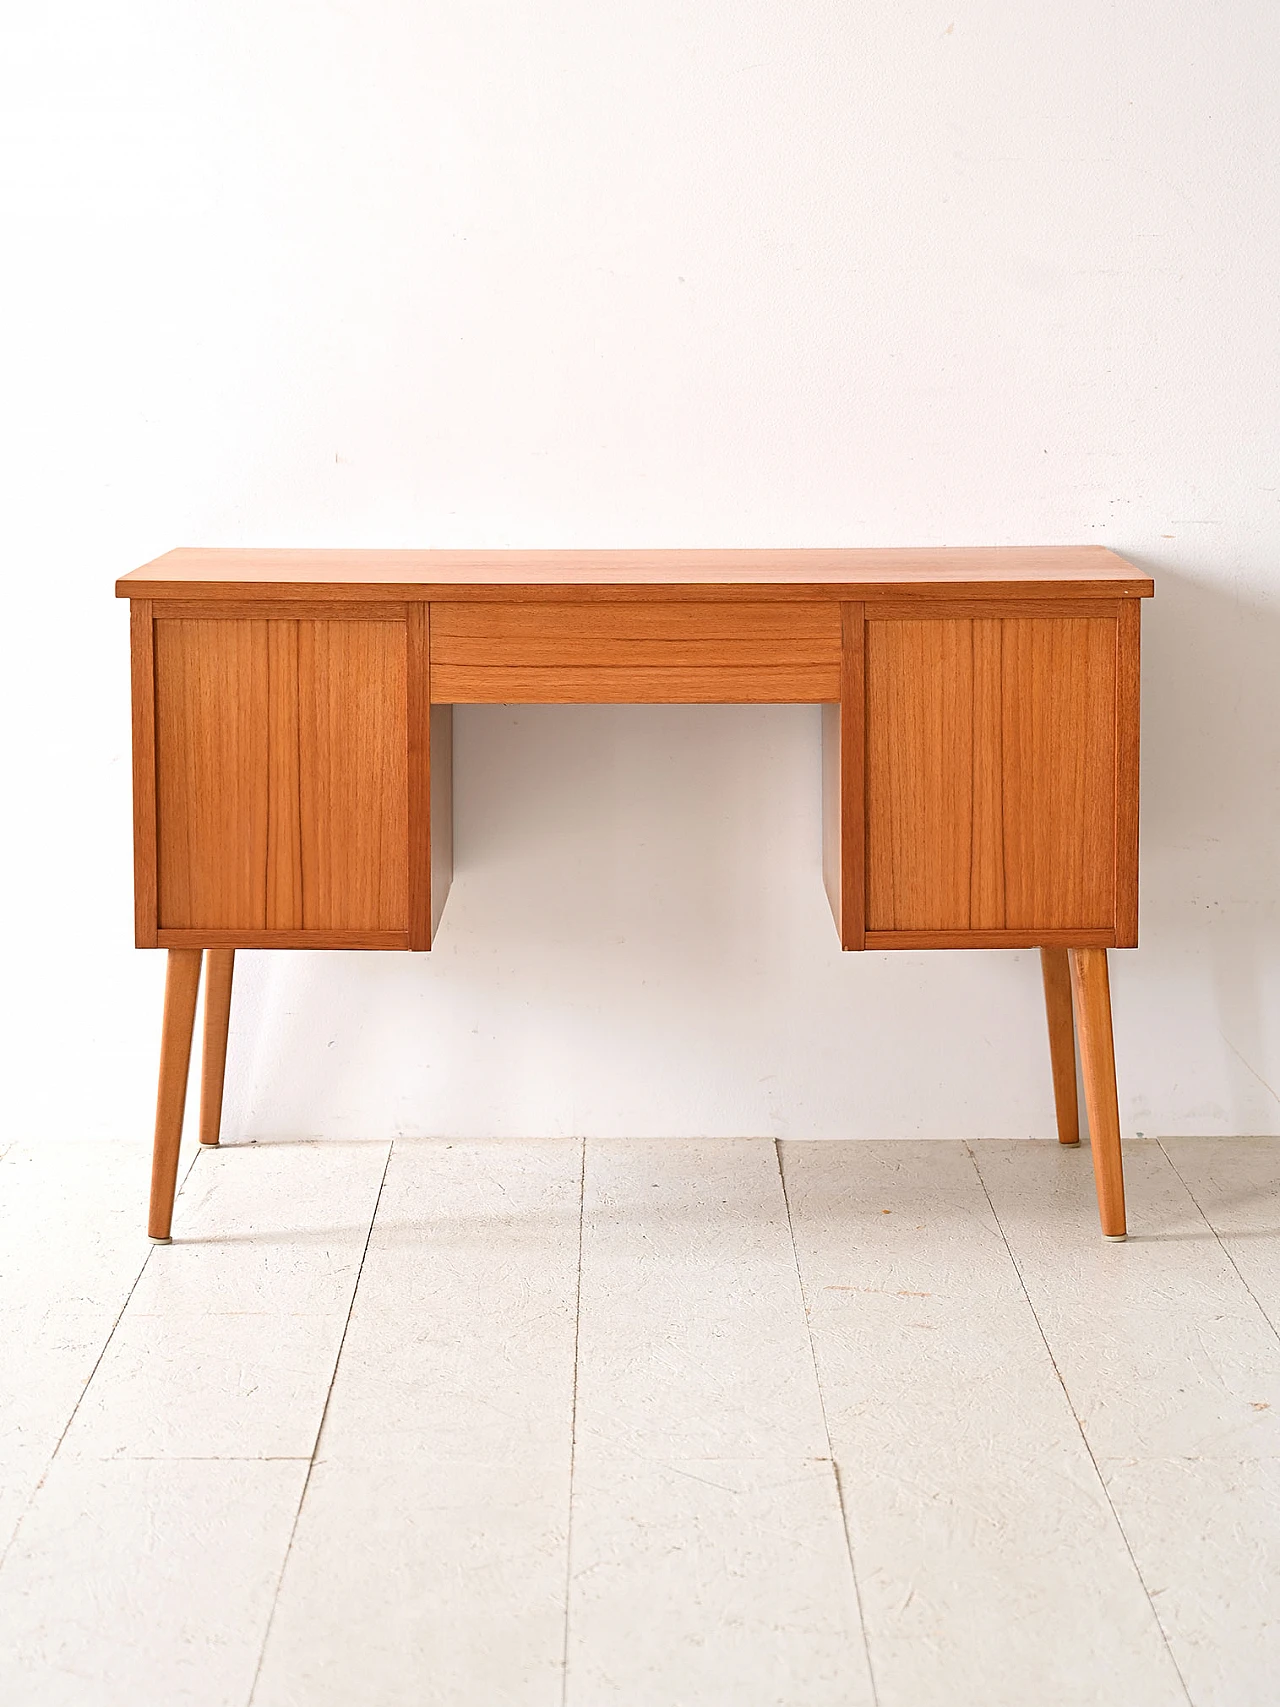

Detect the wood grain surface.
[
  {"left": 117, "top": 545, "right": 1154, "bottom": 603},
  {"left": 265, "top": 622, "right": 303, "bottom": 929},
  {"left": 152, "top": 615, "right": 410, "bottom": 937},
  {"left": 430, "top": 601, "right": 841, "bottom": 703},
  {"left": 1001, "top": 616, "right": 1117, "bottom": 929},
  {"left": 297, "top": 620, "right": 408, "bottom": 932},
  {"left": 865, "top": 613, "right": 1119, "bottom": 936},
  {"left": 154, "top": 618, "right": 271, "bottom": 930}
]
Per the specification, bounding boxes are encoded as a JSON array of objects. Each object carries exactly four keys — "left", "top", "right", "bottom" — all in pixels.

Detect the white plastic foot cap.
[
  {"left": 150, "top": 1235, "right": 172, "bottom": 1245},
  {"left": 1103, "top": 1232, "right": 1127, "bottom": 1242}
]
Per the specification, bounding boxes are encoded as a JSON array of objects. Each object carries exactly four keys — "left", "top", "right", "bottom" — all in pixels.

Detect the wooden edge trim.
[
  {"left": 156, "top": 929, "right": 410, "bottom": 950},
  {"left": 117, "top": 579, "right": 1156, "bottom": 605},
  {"left": 155, "top": 600, "right": 409, "bottom": 622},
  {"left": 866, "top": 598, "right": 1125, "bottom": 623},
  {"left": 430, "top": 703, "right": 454, "bottom": 939},
  {"left": 130, "top": 600, "right": 159, "bottom": 947},
  {"left": 865, "top": 928, "right": 1117, "bottom": 951},
  {"left": 407, "top": 605, "right": 431, "bottom": 950},
  {"left": 842, "top": 603, "right": 866, "bottom": 949},
  {"left": 429, "top": 599, "right": 845, "bottom": 627},
  {"left": 820, "top": 702, "right": 842, "bottom": 940},
  {"left": 1114, "top": 599, "right": 1141, "bottom": 946}
]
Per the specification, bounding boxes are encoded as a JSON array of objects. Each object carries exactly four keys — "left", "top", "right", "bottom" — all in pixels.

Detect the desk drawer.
[{"left": 428, "top": 602, "right": 842, "bottom": 702}]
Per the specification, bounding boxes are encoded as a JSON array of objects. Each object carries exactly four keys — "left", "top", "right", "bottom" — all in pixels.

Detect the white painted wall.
[{"left": 4, "top": 3, "right": 1278, "bottom": 1142}]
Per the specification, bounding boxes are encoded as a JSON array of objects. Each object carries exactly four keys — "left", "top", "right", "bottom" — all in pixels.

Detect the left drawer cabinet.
[{"left": 130, "top": 600, "right": 436, "bottom": 949}]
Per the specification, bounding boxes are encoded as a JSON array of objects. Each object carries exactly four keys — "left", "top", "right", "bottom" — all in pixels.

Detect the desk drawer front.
[{"left": 429, "top": 602, "right": 842, "bottom": 702}]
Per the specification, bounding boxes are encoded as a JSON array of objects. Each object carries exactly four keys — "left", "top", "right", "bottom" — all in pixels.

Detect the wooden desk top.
[{"left": 117, "top": 545, "right": 1153, "bottom": 603}]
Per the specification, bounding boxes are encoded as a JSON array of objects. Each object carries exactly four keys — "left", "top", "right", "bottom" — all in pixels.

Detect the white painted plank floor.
[{"left": 2, "top": 1135, "right": 1278, "bottom": 1707}]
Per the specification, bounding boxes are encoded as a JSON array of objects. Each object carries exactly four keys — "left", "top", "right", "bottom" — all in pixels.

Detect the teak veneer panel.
[
  {"left": 155, "top": 619, "right": 271, "bottom": 929},
  {"left": 866, "top": 612, "right": 1119, "bottom": 936},
  {"left": 265, "top": 621, "right": 302, "bottom": 929},
  {"left": 1000, "top": 616, "right": 1117, "bottom": 930},
  {"left": 152, "top": 614, "right": 411, "bottom": 937},
  {"left": 297, "top": 620, "right": 409, "bottom": 931}
]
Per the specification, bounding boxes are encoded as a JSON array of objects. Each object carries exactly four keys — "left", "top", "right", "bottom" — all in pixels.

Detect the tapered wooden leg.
[
  {"left": 199, "top": 950, "right": 235, "bottom": 1146},
  {"left": 1068, "top": 947, "right": 1127, "bottom": 1240},
  {"left": 148, "top": 949, "right": 203, "bottom": 1242},
  {"left": 1039, "top": 948, "right": 1079, "bottom": 1145}
]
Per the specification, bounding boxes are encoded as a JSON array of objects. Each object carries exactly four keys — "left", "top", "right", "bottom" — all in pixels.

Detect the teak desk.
[{"left": 118, "top": 546, "right": 1153, "bottom": 1242}]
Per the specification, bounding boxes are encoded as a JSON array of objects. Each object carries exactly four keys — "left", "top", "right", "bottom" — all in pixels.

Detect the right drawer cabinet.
[{"left": 863, "top": 601, "right": 1140, "bottom": 947}]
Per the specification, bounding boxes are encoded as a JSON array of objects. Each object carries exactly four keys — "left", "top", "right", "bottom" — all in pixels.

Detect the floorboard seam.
[
  {"left": 1158, "top": 1139, "right": 1280, "bottom": 1345},
  {"left": 244, "top": 1137, "right": 394, "bottom": 1707},
  {"left": 774, "top": 1139, "right": 881, "bottom": 1707},
  {"left": 559, "top": 1137, "right": 588, "bottom": 1707},
  {"left": 45, "top": 1454, "right": 316, "bottom": 1463},
  {"left": 964, "top": 1141, "right": 1196, "bottom": 1707},
  {"left": 0, "top": 1141, "right": 204, "bottom": 1578}
]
